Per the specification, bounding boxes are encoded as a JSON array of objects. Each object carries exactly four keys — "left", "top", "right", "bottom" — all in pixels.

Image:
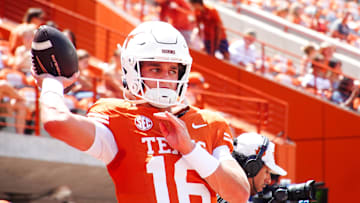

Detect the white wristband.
[
  {"left": 40, "top": 77, "right": 64, "bottom": 98},
  {"left": 182, "top": 143, "right": 220, "bottom": 178}
]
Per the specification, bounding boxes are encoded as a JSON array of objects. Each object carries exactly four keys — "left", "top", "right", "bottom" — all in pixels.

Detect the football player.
[{"left": 32, "top": 21, "right": 250, "bottom": 203}]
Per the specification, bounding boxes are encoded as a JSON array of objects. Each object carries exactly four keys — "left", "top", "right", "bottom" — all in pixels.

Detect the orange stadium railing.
[
  {"left": 191, "top": 62, "right": 289, "bottom": 138},
  {"left": 0, "top": 0, "right": 289, "bottom": 137},
  {"left": 188, "top": 88, "right": 270, "bottom": 134}
]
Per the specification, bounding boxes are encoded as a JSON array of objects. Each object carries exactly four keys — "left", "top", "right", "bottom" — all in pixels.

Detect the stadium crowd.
[
  {"left": 0, "top": 0, "right": 360, "bottom": 135},
  {"left": 100, "top": 0, "right": 360, "bottom": 112},
  {"left": 223, "top": 0, "right": 360, "bottom": 49},
  {"left": 0, "top": 8, "right": 129, "bottom": 134}
]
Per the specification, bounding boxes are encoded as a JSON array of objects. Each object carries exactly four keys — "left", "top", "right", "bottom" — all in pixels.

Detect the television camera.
[{"left": 253, "top": 180, "right": 326, "bottom": 203}]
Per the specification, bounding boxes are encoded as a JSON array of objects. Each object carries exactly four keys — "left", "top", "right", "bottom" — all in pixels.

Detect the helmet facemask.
[
  {"left": 123, "top": 59, "right": 190, "bottom": 108},
  {"left": 121, "top": 21, "right": 192, "bottom": 108}
]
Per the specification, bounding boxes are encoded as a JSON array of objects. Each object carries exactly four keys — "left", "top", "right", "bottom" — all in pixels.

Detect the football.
[{"left": 31, "top": 25, "right": 78, "bottom": 78}]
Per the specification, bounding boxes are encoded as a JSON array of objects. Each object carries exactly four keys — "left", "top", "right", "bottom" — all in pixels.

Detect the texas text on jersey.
[{"left": 87, "top": 98, "right": 234, "bottom": 203}]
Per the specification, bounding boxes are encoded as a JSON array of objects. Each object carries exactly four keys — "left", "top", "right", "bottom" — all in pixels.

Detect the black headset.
[{"left": 244, "top": 136, "right": 269, "bottom": 178}]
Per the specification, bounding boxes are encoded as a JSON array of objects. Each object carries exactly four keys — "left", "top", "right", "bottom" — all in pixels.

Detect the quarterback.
[{"left": 32, "top": 21, "right": 250, "bottom": 203}]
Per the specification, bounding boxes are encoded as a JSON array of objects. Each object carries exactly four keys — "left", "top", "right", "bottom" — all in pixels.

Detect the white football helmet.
[{"left": 121, "top": 21, "right": 192, "bottom": 108}]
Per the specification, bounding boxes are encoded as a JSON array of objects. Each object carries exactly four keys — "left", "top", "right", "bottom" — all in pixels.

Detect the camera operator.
[{"left": 218, "top": 133, "right": 287, "bottom": 203}]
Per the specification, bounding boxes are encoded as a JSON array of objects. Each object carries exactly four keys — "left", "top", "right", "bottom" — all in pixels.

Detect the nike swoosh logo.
[{"left": 192, "top": 123, "right": 207, "bottom": 129}]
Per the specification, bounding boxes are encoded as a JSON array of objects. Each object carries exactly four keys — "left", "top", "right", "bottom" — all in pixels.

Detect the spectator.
[
  {"left": 261, "top": 0, "right": 279, "bottom": 13},
  {"left": 12, "top": 24, "right": 36, "bottom": 74},
  {"left": 274, "top": 5, "right": 289, "bottom": 18},
  {"left": 330, "top": 77, "right": 359, "bottom": 109},
  {"left": 63, "top": 29, "right": 77, "bottom": 48},
  {"left": 32, "top": 21, "right": 250, "bottom": 202},
  {"left": 73, "top": 49, "right": 111, "bottom": 110},
  {"left": 318, "top": 41, "right": 340, "bottom": 91},
  {"left": 189, "top": 0, "right": 230, "bottom": 60},
  {"left": 72, "top": 49, "right": 94, "bottom": 93},
  {"left": 273, "top": 58, "right": 300, "bottom": 87},
  {"left": 331, "top": 12, "right": 352, "bottom": 42},
  {"left": 69, "top": 49, "right": 98, "bottom": 111},
  {"left": 327, "top": 58, "right": 342, "bottom": 90},
  {"left": 0, "top": 80, "right": 27, "bottom": 134},
  {"left": 9, "top": 8, "right": 45, "bottom": 54},
  {"left": 229, "top": 29, "right": 258, "bottom": 68},
  {"left": 287, "top": 2, "right": 307, "bottom": 26},
  {"left": 0, "top": 67, "right": 28, "bottom": 89},
  {"left": 319, "top": 41, "right": 336, "bottom": 69},
  {"left": 324, "top": 2, "right": 338, "bottom": 25},
  {"left": 310, "top": 8, "right": 328, "bottom": 33},
  {"left": 218, "top": 132, "right": 287, "bottom": 203},
  {"left": 0, "top": 40, "right": 11, "bottom": 68},
  {"left": 18, "top": 86, "right": 37, "bottom": 134},
  {"left": 0, "top": 64, "right": 37, "bottom": 134},
  {"left": 155, "top": 0, "right": 195, "bottom": 44},
  {"left": 189, "top": 26, "right": 204, "bottom": 51},
  {"left": 300, "top": 42, "right": 318, "bottom": 76},
  {"left": 351, "top": 86, "right": 360, "bottom": 112},
  {"left": 301, "top": 55, "right": 332, "bottom": 98},
  {"left": 219, "top": 0, "right": 360, "bottom": 48}
]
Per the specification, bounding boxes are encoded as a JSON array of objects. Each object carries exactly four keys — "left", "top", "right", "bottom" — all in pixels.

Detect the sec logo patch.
[{"left": 135, "top": 115, "right": 153, "bottom": 131}]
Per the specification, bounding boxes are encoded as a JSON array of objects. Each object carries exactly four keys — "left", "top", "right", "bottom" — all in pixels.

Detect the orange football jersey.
[{"left": 87, "top": 98, "right": 234, "bottom": 203}]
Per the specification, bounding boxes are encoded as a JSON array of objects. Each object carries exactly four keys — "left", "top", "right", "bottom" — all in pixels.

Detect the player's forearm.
[
  {"left": 40, "top": 77, "right": 69, "bottom": 121},
  {"left": 181, "top": 143, "right": 250, "bottom": 202},
  {"left": 206, "top": 159, "right": 250, "bottom": 203},
  {"left": 40, "top": 90, "right": 73, "bottom": 137},
  {"left": 41, "top": 95, "right": 95, "bottom": 150},
  {"left": 40, "top": 78, "right": 95, "bottom": 150}
]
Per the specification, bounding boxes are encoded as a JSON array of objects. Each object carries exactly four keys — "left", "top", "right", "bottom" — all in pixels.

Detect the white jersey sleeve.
[{"left": 84, "top": 120, "right": 118, "bottom": 165}]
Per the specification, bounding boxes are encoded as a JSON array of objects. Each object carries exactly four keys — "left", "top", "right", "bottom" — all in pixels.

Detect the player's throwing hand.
[{"left": 31, "top": 66, "right": 79, "bottom": 89}]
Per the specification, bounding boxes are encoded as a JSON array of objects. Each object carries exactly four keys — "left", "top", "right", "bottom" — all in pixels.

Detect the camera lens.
[{"left": 287, "top": 180, "right": 316, "bottom": 201}]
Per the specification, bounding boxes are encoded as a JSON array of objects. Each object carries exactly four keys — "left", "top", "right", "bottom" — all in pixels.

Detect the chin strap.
[
  {"left": 174, "top": 105, "right": 190, "bottom": 118},
  {"left": 122, "top": 92, "right": 147, "bottom": 107},
  {"left": 252, "top": 177, "right": 258, "bottom": 195}
]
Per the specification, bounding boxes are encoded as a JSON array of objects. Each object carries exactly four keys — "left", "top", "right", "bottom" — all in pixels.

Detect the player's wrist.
[
  {"left": 40, "top": 77, "right": 64, "bottom": 98},
  {"left": 182, "top": 143, "right": 220, "bottom": 178},
  {"left": 180, "top": 142, "right": 196, "bottom": 155}
]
